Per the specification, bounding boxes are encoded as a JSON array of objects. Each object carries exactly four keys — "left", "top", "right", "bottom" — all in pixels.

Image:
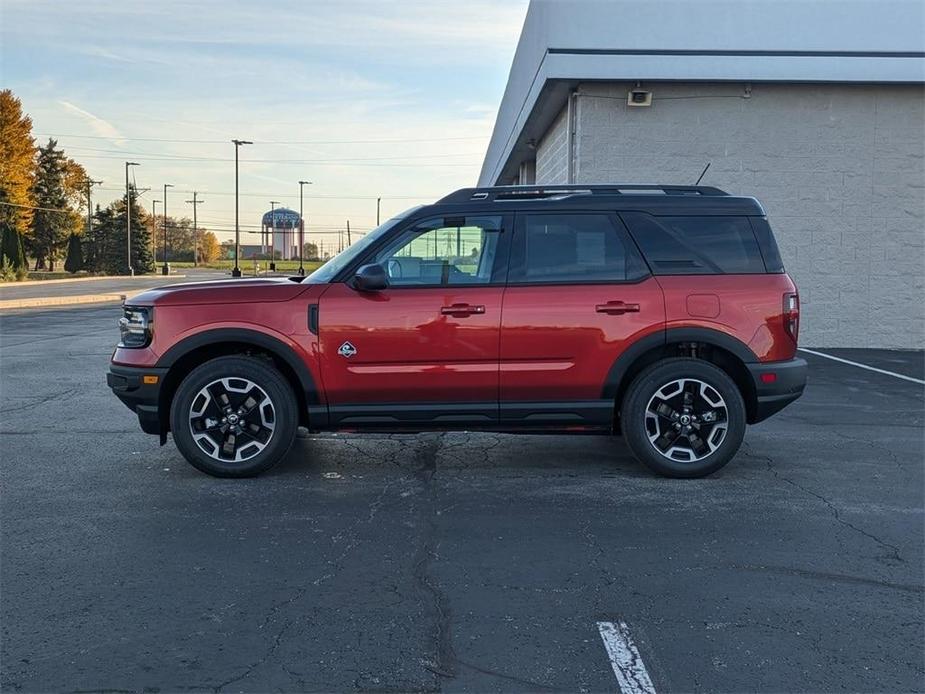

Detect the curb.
[
  {"left": 2, "top": 274, "right": 187, "bottom": 287},
  {"left": 0, "top": 290, "right": 148, "bottom": 311}
]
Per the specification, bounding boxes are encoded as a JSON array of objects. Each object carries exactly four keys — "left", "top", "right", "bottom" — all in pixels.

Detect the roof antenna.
[{"left": 695, "top": 161, "right": 711, "bottom": 186}]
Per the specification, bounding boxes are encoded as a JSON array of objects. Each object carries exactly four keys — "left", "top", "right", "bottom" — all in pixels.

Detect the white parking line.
[
  {"left": 597, "top": 621, "right": 657, "bottom": 694},
  {"left": 798, "top": 348, "right": 925, "bottom": 385}
]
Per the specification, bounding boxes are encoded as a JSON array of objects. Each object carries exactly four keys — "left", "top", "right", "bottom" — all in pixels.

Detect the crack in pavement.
[
  {"left": 745, "top": 445, "right": 906, "bottom": 565},
  {"left": 213, "top": 618, "right": 293, "bottom": 693},
  {"left": 209, "top": 445, "right": 412, "bottom": 691},
  {"left": 411, "top": 434, "right": 457, "bottom": 682},
  {"left": 0, "top": 388, "right": 79, "bottom": 414},
  {"left": 455, "top": 656, "right": 565, "bottom": 692},
  {"left": 732, "top": 564, "right": 923, "bottom": 594}
]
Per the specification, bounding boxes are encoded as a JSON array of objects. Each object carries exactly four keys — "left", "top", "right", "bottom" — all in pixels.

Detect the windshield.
[{"left": 304, "top": 206, "right": 422, "bottom": 284}]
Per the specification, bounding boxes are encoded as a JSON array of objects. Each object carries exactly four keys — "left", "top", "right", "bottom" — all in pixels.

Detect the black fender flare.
[
  {"left": 157, "top": 328, "right": 321, "bottom": 405},
  {"left": 601, "top": 326, "right": 758, "bottom": 401}
]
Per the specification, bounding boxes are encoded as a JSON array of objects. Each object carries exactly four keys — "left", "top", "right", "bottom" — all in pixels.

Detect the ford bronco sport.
[{"left": 108, "top": 185, "right": 806, "bottom": 478}]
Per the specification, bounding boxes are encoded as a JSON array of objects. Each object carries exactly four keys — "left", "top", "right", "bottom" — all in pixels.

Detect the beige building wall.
[{"left": 530, "top": 82, "right": 924, "bottom": 348}]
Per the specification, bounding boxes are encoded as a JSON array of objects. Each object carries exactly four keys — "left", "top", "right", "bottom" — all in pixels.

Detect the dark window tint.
[
  {"left": 509, "top": 213, "right": 646, "bottom": 283},
  {"left": 749, "top": 217, "right": 785, "bottom": 273},
  {"left": 621, "top": 213, "right": 766, "bottom": 274}
]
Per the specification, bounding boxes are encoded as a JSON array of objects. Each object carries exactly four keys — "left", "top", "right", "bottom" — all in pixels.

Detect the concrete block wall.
[
  {"left": 535, "top": 104, "right": 570, "bottom": 184},
  {"left": 553, "top": 81, "right": 924, "bottom": 348}
]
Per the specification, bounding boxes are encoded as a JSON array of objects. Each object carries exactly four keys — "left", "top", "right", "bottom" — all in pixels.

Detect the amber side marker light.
[{"left": 143, "top": 375, "right": 159, "bottom": 385}]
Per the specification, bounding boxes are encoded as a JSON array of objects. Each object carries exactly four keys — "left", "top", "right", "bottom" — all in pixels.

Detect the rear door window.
[
  {"left": 621, "top": 213, "right": 766, "bottom": 274},
  {"left": 508, "top": 213, "right": 648, "bottom": 283}
]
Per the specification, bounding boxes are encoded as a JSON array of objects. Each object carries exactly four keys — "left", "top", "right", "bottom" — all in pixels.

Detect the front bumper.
[
  {"left": 107, "top": 363, "right": 169, "bottom": 436},
  {"left": 746, "top": 357, "right": 808, "bottom": 423}
]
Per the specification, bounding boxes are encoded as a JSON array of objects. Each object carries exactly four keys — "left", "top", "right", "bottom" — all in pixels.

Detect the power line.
[
  {"left": 62, "top": 146, "right": 483, "bottom": 163},
  {"left": 0, "top": 201, "right": 71, "bottom": 213},
  {"left": 65, "top": 153, "right": 480, "bottom": 167},
  {"left": 96, "top": 186, "right": 436, "bottom": 200},
  {"left": 38, "top": 133, "right": 489, "bottom": 145}
]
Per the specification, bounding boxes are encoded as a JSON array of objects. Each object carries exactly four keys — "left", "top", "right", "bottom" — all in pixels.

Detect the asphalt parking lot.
[{"left": 1, "top": 304, "right": 923, "bottom": 693}]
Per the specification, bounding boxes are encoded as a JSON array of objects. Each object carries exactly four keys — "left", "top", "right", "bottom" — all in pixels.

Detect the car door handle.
[
  {"left": 441, "top": 303, "right": 486, "bottom": 316},
  {"left": 595, "top": 301, "right": 640, "bottom": 315}
]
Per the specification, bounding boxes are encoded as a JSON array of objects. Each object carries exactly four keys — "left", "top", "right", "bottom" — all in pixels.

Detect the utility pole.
[
  {"left": 124, "top": 162, "right": 139, "bottom": 276},
  {"left": 346, "top": 219, "right": 351, "bottom": 246},
  {"left": 231, "top": 139, "right": 252, "bottom": 277},
  {"left": 185, "top": 192, "right": 204, "bottom": 265},
  {"left": 298, "top": 180, "right": 312, "bottom": 276},
  {"left": 376, "top": 197, "right": 381, "bottom": 226},
  {"left": 85, "top": 178, "right": 101, "bottom": 237},
  {"left": 269, "top": 200, "right": 279, "bottom": 271},
  {"left": 162, "top": 183, "right": 173, "bottom": 275},
  {"left": 151, "top": 200, "right": 160, "bottom": 263}
]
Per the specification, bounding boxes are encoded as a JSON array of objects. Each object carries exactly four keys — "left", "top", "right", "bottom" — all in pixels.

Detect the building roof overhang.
[{"left": 480, "top": 0, "right": 925, "bottom": 186}]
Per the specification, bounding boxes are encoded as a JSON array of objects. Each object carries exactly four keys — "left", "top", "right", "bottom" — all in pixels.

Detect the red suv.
[{"left": 108, "top": 185, "right": 806, "bottom": 478}]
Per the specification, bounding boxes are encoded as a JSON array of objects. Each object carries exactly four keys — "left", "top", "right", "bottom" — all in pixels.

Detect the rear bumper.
[
  {"left": 747, "top": 357, "right": 808, "bottom": 423},
  {"left": 107, "top": 363, "right": 168, "bottom": 436}
]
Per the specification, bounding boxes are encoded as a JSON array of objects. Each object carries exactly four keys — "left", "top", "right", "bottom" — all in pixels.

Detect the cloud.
[
  {"left": 57, "top": 100, "right": 126, "bottom": 145},
  {"left": 81, "top": 46, "right": 135, "bottom": 63}
]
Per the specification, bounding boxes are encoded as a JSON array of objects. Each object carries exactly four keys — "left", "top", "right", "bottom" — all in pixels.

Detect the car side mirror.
[{"left": 353, "top": 263, "right": 389, "bottom": 292}]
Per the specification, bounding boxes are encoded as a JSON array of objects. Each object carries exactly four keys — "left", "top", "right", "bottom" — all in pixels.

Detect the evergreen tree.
[
  {"left": 94, "top": 188, "right": 154, "bottom": 275},
  {"left": 0, "top": 90, "right": 35, "bottom": 270},
  {"left": 64, "top": 233, "right": 83, "bottom": 273},
  {"left": 30, "top": 139, "right": 82, "bottom": 271},
  {"left": 82, "top": 203, "right": 110, "bottom": 274}
]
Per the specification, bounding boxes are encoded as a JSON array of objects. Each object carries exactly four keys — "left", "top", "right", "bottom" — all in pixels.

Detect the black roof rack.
[{"left": 437, "top": 184, "right": 728, "bottom": 204}]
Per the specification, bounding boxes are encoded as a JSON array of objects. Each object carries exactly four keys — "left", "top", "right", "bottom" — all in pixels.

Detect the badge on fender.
[{"left": 338, "top": 341, "right": 357, "bottom": 358}]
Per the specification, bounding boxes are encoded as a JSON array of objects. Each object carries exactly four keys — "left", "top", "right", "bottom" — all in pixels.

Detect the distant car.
[{"left": 108, "top": 184, "right": 806, "bottom": 478}]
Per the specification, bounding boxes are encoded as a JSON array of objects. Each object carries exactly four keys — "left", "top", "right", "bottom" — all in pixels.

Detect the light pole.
[
  {"left": 185, "top": 192, "right": 203, "bottom": 265},
  {"left": 151, "top": 200, "right": 160, "bottom": 264},
  {"left": 162, "top": 183, "right": 173, "bottom": 275},
  {"left": 125, "top": 162, "right": 139, "bottom": 275},
  {"left": 268, "top": 200, "right": 280, "bottom": 271},
  {"left": 376, "top": 197, "right": 381, "bottom": 226},
  {"left": 298, "top": 180, "right": 312, "bottom": 276},
  {"left": 232, "top": 139, "right": 252, "bottom": 277}
]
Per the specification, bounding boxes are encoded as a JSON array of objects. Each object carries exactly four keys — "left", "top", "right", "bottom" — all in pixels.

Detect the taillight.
[{"left": 783, "top": 293, "right": 799, "bottom": 343}]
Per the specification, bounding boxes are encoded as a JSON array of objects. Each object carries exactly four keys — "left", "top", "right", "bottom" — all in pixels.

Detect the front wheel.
[
  {"left": 170, "top": 355, "right": 298, "bottom": 477},
  {"left": 621, "top": 358, "right": 746, "bottom": 478}
]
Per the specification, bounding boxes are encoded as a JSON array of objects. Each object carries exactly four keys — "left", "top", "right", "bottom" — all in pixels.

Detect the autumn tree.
[
  {"left": 0, "top": 90, "right": 35, "bottom": 273},
  {"left": 198, "top": 231, "right": 220, "bottom": 263},
  {"left": 29, "top": 139, "right": 84, "bottom": 270}
]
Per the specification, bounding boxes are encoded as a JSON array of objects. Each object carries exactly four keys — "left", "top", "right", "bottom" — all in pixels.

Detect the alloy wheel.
[
  {"left": 188, "top": 377, "right": 276, "bottom": 463},
  {"left": 644, "top": 378, "right": 728, "bottom": 463}
]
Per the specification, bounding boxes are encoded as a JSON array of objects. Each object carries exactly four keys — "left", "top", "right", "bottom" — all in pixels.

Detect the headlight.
[{"left": 118, "top": 305, "right": 153, "bottom": 348}]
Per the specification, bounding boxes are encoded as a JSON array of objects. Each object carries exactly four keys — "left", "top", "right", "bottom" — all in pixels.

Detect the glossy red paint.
[
  {"left": 499, "top": 277, "right": 666, "bottom": 401},
  {"left": 317, "top": 282, "right": 504, "bottom": 404},
  {"left": 111, "top": 280, "right": 325, "bottom": 378},
  {"left": 656, "top": 274, "right": 799, "bottom": 362}
]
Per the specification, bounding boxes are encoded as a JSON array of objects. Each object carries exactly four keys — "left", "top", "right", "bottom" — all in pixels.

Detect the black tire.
[
  {"left": 621, "top": 358, "right": 746, "bottom": 478},
  {"left": 169, "top": 355, "right": 298, "bottom": 478}
]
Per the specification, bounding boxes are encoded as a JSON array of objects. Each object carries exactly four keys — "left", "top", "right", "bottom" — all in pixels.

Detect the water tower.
[{"left": 261, "top": 207, "right": 302, "bottom": 267}]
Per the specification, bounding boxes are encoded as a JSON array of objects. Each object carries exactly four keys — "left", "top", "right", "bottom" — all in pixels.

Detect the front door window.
[{"left": 373, "top": 216, "right": 503, "bottom": 286}]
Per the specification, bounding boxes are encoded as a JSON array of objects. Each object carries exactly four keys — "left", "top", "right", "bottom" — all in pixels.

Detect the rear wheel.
[
  {"left": 621, "top": 358, "right": 746, "bottom": 478},
  {"left": 170, "top": 356, "right": 298, "bottom": 477}
]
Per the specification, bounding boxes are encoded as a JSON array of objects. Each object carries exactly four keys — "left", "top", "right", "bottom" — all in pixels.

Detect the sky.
[{"left": 0, "top": 0, "right": 527, "bottom": 252}]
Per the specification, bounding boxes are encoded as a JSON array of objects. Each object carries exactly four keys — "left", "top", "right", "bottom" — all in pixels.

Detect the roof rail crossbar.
[{"left": 437, "top": 184, "right": 728, "bottom": 204}]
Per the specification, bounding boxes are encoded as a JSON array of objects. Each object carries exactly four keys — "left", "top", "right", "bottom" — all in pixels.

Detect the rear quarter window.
[
  {"left": 748, "top": 217, "right": 785, "bottom": 273},
  {"left": 621, "top": 212, "right": 767, "bottom": 275}
]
